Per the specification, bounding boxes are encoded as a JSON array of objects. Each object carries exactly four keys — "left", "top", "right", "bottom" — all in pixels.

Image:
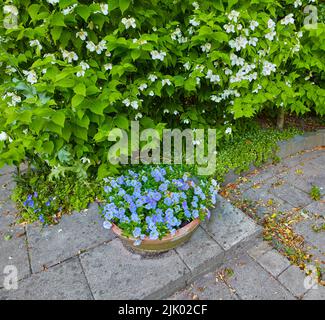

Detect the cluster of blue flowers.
[
  {"left": 101, "top": 166, "right": 219, "bottom": 246},
  {"left": 23, "top": 192, "right": 54, "bottom": 224}
]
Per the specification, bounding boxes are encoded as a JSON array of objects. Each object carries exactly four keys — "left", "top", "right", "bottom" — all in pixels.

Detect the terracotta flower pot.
[{"left": 111, "top": 218, "right": 201, "bottom": 253}]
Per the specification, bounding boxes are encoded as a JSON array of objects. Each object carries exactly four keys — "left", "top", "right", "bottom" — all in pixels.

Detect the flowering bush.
[
  {"left": 100, "top": 165, "right": 219, "bottom": 245},
  {"left": 0, "top": 0, "right": 324, "bottom": 178}
]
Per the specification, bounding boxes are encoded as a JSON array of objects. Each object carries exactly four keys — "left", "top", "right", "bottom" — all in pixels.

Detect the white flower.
[
  {"left": 281, "top": 14, "right": 295, "bottom": 25},
  {"left": 192, "top": 2, "right": 199, "bottom": 10},
  {"left": 229, "top": 35, "right": 248, "bottom": 51},
  {"left": 44, "top": 53, "right": 56, "bottom": 64},
  {"left": 262, "top": 61, "right": 276, "bottom": 76},
  {"left": 294, "top": 0, "right": 302, "bottom": 8},
  {"left": 206, "top": 70, "right": 220, "bottom": 83},
  {"left": 81, "top": 157, "right": 91, "bottom": 164},
  {"left": 224, "top": 68, "right": 233, "bottom": 75},
  {"left": 100, "top": 3, "right": 109, "bottom": 15},
  {"left": 3, "top": 92, "right": 21, "bottom": 107},
  {"left": 148, "top": 74, "right": 158, "bottom": 82},
  {"left": 135, "top": 113, "right": 143, "bottom": 120},
  {"left": 29, "top": 40, "right": 42, "bottom": 51},
  {"left": 149, "top": 91, "right": 155, "bottom": 96},
  {"left": 3, "top": 5, "right": 18, "bottom": 16},
  {"left": 131, "top": 101, "right": 139, "bottom": 110},
  {"left": 47, "top": 0, "right": 59, "bottom": 4},
  {"left": 268, "top": 19, "right": 276, "bottom": 29},
  {"left": 138, "top": 83, "right": 148, "bottom": 91},
  {"left": 86, "top": 41, "right": 96, "bottom": 52},
  {"left": 104, "top": 63, "right": 112, "bottom": 71},
  {"left": 225, "top": 127, "right": 232, "bottom": 135},
  {"left": 173, "top": 110, "right": 179, "bottom": 115},
  {"left": 249, "top": 20, "right": 259, "bottom": 31},
  {"left": 189, "top": 18, "right": 200, "bottom": 27},
  {"left": 183, "top": 62, "right": 191, "bottom": 70},
  {"left": 237, "top": 24, "right": 243, "bottom": 31},
  {"left": 121, "top": 17, "right": 136, "bottom": 29},
  {"left": 248, "top": 37, "right": 258, "bottom": 47},
  {"left": 228, "top": 10, "right": 240, "bottom": 23},
  {"left": 223, "top": 24, "right": 235, "bottom": 33},
  {"left": 230, "top": 53, "right": 245, "bottom": 66},
  {"left": 76, "top": 30, "right": 88, "bottom": 41},
  {"left": 62, "top": 49, "right": 78, "bottom": 63},
  {"left": 96, "top": 40, "right": 107, "bottom": 54},
  {"left": 201, "top": 43, "right": 211, "bottom": 53},
  {"left": 252, "top": 84, "right": 262, "bottom": 93},
  {"left": 265, "top": 30, "right": 276, "bottom": 41},
  {"left": 162, "top": 79, "right": 172, "bottom": 86},
  {"left": 196, "top": 77, "right": 201, "bottom": 85},
  {"left": 23, "top": 70, "right": 38, "bottom": 84},
  {"left": 292, "top": 43, "right": 300, "bottom": 53},
  {"left": 5, "top": 66, "right": 16, "bottom": 75},
  {"left": 0, "top": 131, "right": 9, "bottom": 141},
  {"left": 163, "top": 109, "right": 170, "bottom": 114},
  {"left": 150, "top": 50, "right": 166, "bottom": 61},
  {"left": 76, "top": 61, "right": 89, "bottom": 77},
  {"left": 62, "top": 4, "right": 77, "bottom": 15},
  {"left": 122, "top": 99, "right": 131, "bottom": 107},
  {"left": 182, "top": 119, "right": 190, "bottom": 124},
  {"left": 297, "top": 31, "right": 303, "bottom": 38}
]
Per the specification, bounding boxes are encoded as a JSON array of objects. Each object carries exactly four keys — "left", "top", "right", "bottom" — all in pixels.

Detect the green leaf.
[
  {"left": 72, "top": 94, "right": 85, "bottom": 108},
  {"left": 28, "top": 4, "right": 41, "bottom": 21},
  {"left": 89, "top": 100, "right": 108, "bottom": 115},
  {"left": 75, "top": 5, "right": 91, "bottom": 22},
  {"left": 74, "top": 83, "right": 86, "bottom": 96},
  {"left": 51, "top": 111, "right": 66, "bottom": 127},
  {"left": 114, "top": 115, "right": 129, "bottom": 130},
  {"left": 51, "top": 12, "right": 66, "bottom": 27},
  {"left": 119, "top": 0, "right": 130, "bottom": 14},
  {"left": 51, "top": 27, "right": 62, "bottom": 43},
  {"left": 42, "top": 141, "right": 54, "bottom": 154}
]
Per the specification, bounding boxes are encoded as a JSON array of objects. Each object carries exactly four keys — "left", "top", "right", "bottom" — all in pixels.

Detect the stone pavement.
[
  {"left": 171, "top": 148, "right": 325, "bottom": 300},
  {"left": 0, "top": 148, "right": 324, "bottom": 300}
]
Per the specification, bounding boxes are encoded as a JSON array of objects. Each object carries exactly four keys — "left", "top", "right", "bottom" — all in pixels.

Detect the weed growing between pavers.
[{"left": 310, "top": 185, "right": 322, "bottom": 201}]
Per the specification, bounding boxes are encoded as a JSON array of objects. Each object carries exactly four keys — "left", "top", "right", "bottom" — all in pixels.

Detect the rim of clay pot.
[{"left": 111, "top": 218, "right": 201, "bottom": 244}]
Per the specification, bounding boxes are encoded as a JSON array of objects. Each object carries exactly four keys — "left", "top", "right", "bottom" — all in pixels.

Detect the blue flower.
[
  {"left": 39, "top": 215, "right": 45, "bottom": 223},
  {"left": 159, "top": 183, "right": 168, "bottom": 192},
  {"left": 149, "top": 228, "right": 159, "bottom": 240},
  {"left": 134, "top": 239, "right": 142, "bottom": 246},
  {"left": 103, "top": 221, "right": 112, "bottom": 229},
  {"left": 104, "top": 186, "right": 112, "bottom": 193},
  {"left": 164, "top": 197, "right": 173, "bottom": 206},
  {"left": 142, "top": 176, "right": 148, "bottom": 183},
  {"left": 133, "top": 227, "right": 142, "bottom": 238},
  {"left": 192, "top": 210, "right": 199, "bottom": 219},
  {"left": 45, "top": 201, "right": 51, "bottom": 207},
  {"left": 131, "top": 213, "right": 140, "bottom": 223}
]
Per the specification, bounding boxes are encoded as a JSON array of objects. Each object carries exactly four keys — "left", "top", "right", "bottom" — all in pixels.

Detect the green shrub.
[{"left": 0, "top": 0, "right": 324, "bottom": 178}]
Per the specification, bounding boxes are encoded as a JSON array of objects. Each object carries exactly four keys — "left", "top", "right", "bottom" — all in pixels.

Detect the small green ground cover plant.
[{"left": 309, "top": 185, "right": 321, "bottom": 201}]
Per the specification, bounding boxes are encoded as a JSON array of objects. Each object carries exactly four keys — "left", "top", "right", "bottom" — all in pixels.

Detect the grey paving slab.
[
  {"left": 278, "top": 265, "right": 309, "bottom": 298},
  {"left": 0, "top": 230, "right": 30, "bottom": 285},
  {"left": 202, "top": 195, "right": 260, "bottom": 250},
  {"left": 303, "top": 286, "right": 325, "bottom": 300},
  {"left": 294, "top": 219, "right": 325, "bottom": 252},
  {"left": 175, "top": 226, "right": 224, "bottom": 275},
  {"left": 269, "top": 184, "right": 312, "bottom": 208},
  {"left": 169, "top": 272, "right": 238, "bottom": 300},
  {"left": 0, "top": 258, "right": 92, "bottom": 300},
  {"left": 80, "top": 239, "right": 190, "bottom": 300},
  {"left": 0, "top": 200, "right": 19, "bottom": 235},
  {"left": 0, "top": 179, "right": 15, "bottom": 202},
  {"left": 256, "top": 249, "right": 291, "bottom": 278},
  {"left": 304, "top": 201, "right": 325, "bottom": 217},
  {"left": 225, "top": 254, "right": 295, "bottom": 300},
  {"left": 309, "top": 155, "right": 325, "bottom": 170},
  {"left": 27, "top": 203, "right": 116, "bottom": 273},
  {"left": 247, "top": 241, "right": 273, "bottom": 260}
]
